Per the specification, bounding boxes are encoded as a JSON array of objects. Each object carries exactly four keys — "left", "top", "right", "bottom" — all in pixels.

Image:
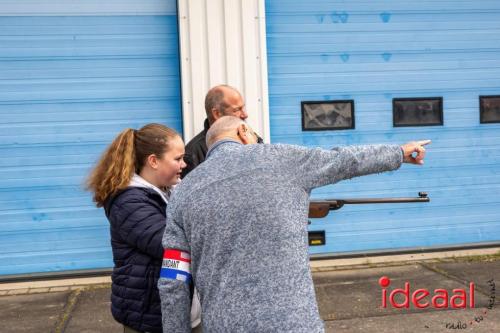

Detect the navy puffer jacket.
[{"left": 104, "top": 186, "right": 167, "bottom": 333}]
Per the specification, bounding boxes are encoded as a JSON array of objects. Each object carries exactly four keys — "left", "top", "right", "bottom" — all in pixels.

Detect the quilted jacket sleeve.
[{"left": 109, "top": 190, "right": 166, "bottom": 259}]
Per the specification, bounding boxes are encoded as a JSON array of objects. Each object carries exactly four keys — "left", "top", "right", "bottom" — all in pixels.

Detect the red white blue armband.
[{"left": 160, "top": 249, "right": 192, "bottom": 284}]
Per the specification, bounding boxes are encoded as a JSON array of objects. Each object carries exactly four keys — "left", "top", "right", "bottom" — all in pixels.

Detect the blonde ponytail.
[{"left": 86, "top": 128, "right": 136, "bottom": 207}]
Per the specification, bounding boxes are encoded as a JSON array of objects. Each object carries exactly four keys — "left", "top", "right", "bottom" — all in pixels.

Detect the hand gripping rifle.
[{"left": 308, "top": 192, "right": 429, "bottom": 218}]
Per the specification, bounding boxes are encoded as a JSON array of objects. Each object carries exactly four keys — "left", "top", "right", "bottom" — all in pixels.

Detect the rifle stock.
[{"left": 308, "top": 192, "right": 429, "bottom": 218}]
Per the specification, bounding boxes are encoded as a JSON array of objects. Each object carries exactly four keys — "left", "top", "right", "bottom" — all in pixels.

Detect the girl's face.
[{"left": 156, "top": 135, "right": 186, "bottom": 187}]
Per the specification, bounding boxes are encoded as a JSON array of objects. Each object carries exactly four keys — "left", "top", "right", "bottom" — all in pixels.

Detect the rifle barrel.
[
  {"left": 316, "top": 197, "right": 429, "bottom": 205},
  {"left": 308, "top": 192, "right": 429, "bottom": 218}
]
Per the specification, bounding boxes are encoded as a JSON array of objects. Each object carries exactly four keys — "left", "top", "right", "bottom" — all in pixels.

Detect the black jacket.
[
  {"left": 181, "top": 119, "right": 210, "bottom": 178},
  {"left": 104, "top": 187, "right": 166, "bottom": 333}
]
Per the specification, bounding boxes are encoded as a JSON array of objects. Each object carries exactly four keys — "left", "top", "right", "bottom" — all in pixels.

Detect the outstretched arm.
[{"left": 279, "top": 140, "right": 431, "bottom": 192}]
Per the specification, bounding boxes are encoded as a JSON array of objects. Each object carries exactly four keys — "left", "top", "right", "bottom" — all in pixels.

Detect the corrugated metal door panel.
[
  {"left": 265, "top": 0, "right": 500, "bottom": 254},
  {"left": 0, "top": 5, "right": 181, "bottom": 275}
]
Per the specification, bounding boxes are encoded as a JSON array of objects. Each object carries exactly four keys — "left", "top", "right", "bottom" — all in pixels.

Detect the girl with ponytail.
[
  {"left": 87, "top": 123, "right": 187, "bottom": 333},
  {"left": 87, "top": 124, "right": 183, "bottom": 207}
]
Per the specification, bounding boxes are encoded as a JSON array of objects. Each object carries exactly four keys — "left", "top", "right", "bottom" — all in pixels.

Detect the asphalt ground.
[{"left": 1, "top": 255, "right": 498, "bottom": 333}]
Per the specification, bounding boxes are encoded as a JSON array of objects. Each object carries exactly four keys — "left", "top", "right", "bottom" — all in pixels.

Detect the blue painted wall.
[
  {"left": 0, "top": 10, "right": 182, "bottom": 274},
  {"left": 266, "top": 1, "right": 500, "bottom": 254}
]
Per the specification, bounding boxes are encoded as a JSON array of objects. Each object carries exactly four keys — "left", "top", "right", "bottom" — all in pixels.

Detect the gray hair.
[
  {"left": 206, "top": 116, "right": 245, "bottom": 148},
  {"left": 204, "top": 85, "right": 238, "bottom": 121}
]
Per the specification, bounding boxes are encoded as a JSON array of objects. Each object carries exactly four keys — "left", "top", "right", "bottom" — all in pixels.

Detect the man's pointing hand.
[{"left": 401, "top": 140, "right": 432, "bottom": 165}]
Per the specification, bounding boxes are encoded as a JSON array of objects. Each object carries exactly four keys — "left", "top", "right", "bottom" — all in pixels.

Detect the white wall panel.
[{"left": 178, "top": 0, "right": 270, "bottom": 142}]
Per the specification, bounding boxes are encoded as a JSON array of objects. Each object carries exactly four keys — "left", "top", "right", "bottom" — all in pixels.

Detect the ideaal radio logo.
[{"left": 378, "top": 276, "right": 496, "bottom": 330}]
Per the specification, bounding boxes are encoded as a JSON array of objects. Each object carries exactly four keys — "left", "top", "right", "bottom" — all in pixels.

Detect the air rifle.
[{"left": 308, "top": 192, "right": 429, "bottom": 218}]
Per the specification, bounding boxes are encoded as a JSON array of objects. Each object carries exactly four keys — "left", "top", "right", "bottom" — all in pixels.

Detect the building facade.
[{"left": 1, "top": 0, "right": 499, "bottom": 276}]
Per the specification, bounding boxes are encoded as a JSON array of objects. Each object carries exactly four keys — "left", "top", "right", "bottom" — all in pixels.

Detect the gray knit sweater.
[{"left": 159, "top": 139, "right": 403, "bottom": 333}]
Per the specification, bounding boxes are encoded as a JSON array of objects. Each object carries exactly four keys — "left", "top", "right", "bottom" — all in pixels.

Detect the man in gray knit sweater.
[{"left": 159, "top": 116, "right": 430, "bottom": 333}]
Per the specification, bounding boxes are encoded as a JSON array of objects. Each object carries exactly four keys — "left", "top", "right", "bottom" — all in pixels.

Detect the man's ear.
[
  {"left": 237, "top": 123, "right": 251, "bottom": 145},
  {"left": 211, "top": 108, "right": 222, "bottom": 121},
  {"left": 146, "top": 154, "right": 159, "bottom": 170}
]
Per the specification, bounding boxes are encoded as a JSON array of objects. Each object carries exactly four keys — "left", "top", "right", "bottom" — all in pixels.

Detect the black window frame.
[
  {"left": 479, "top": 95, "right": 500, "bottom": 124},
  {"left": 301, "top": 99, "right": 355, "bottom": 131},
  {"left": 392, "top": 97, "right": 443, "bottom": 127}
]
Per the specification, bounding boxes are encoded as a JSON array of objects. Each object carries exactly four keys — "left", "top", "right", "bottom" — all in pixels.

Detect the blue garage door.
[
  {"left": 0, "top": 2, "right": 182, "bottom": 275},
  {"left": 266, "top": 1, "right": 500, "bottom": 254}
]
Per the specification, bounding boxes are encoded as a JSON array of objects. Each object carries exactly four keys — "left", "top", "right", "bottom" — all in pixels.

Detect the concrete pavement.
[
  {"left": 317, "top": 259, "right": 499, "bottom": 332},
  {"left": 0, "top": 254, "right": 498, "bottom": 333}
]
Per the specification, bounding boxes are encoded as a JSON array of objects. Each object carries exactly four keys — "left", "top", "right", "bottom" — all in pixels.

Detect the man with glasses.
[{"left": 181, "top": 85, "right": 263, "bottom": 178}]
